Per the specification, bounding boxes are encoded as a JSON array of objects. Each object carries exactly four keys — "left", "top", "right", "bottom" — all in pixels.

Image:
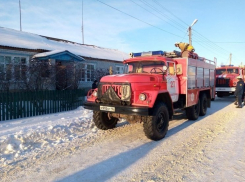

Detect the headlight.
[
  {"left": 121, "top": 85, "right": 131, "bottom": 101},
  {"left": 233, "top": 82, "right": 237, "bottom": 86},
  {"left": 139, "top": 93, "right": 146, "bottom": 101},
  {"left": 92, "top": 90, "right": 98, "bottom": 97}
]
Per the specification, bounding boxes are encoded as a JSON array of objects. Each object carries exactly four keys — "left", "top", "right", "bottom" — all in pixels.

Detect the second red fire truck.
[
  {"left": 215, "top": 65, "right": 245, "bottom": 97},
  {"left": 84, "top": 45, "right": 216, "bottom": 141}
]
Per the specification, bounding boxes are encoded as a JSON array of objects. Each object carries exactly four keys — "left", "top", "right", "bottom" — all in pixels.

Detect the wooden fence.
[{"left": 0, "top": 89, "right": 86, "bottom": 121}]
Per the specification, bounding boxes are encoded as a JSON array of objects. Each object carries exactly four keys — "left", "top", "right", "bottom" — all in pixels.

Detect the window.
[
  {"left": 116, "top": 65, "right": 124, "bottom": 74},
  {"left": 0, "top": 56, "right": 4, "bottom": 80},
  {"left": 215, "top": 69, "right": 226, "bottom": 75},
  {"left": 5, "top": 56, "right": 12, "bottom": 80},
  {"left": 188, "top": 66, "right": 196, "bottom": 88},
  {"left": 0, "top": 54, "right": 28, "bottom": 81},
  {"left": 80, "top": 63, "right": 95, "bottom": 82},
  {"left": 125, "top": 61, "right": 165, "bottom": 74},
  {"left": 167, "top": 62, "right": 175, "bottom": 75},
  {"left": 227, "top": 68, "right": 238, "bottom": 74}
]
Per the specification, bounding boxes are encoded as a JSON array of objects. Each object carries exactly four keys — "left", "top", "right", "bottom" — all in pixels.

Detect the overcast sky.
[{"left": 0, "top": 0, "right": 244, "bottom": 66}]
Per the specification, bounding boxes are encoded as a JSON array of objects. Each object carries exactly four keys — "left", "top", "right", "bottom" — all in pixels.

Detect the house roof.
[
  {"left": 0, "top": 27, "right": 129, "bottom": 62},
  {"left": 33, "top": 50, "right": 85, "bottom": 62}
]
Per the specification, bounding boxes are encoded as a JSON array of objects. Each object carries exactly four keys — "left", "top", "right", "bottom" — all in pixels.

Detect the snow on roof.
[
  {"left": 0, "top": 27, "right": 129, "bottom": 62},
  {"left": 33, "top": 50, "right": 68, "bottom": 58},
  {"left": 33, "top": 50, "right": 86, "bottom": 62}
]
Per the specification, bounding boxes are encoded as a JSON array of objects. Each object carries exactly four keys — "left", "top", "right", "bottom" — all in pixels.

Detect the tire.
[
  {"left": 199, "top": 93, "right": 207, "bottom": 116},
  {"left": 217, "top": 92, "right": 223, "bottom": 97},
  {"left": 93, "top": 111, "right": 118, "bottom": 130},
  {"left": 143, "top": 103, "right": 169, "bottom": 141},
  {"left": 186, "top": 99, "right": 200, "bottom": 120}
]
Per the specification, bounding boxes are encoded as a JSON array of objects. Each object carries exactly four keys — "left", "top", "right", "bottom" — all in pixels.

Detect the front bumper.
[
  {"left": 83, "top": 102, "right": 151, "bottom": 116},
  {"left": 215, "top": 87, "right": 235, "bottom": 92}
]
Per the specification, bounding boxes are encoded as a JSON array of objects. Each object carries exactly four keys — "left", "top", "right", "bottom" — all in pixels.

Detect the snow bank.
[{"left": 0, "top": 107, "right": 95, "bottom": 166}]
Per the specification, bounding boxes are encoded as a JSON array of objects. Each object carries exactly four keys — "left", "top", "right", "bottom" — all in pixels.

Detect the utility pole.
[
  {"left": 214, "top": 57, "right": 217, "bottom": 66},
  {"left": 81, "top": 0, "right": 84, "bottom": 44},
  {"left": 19, "top": 0, "right": 22, "bottom": 31},
  {"left": 188, "top": 26, "right": 192, "bottom": 45},
  {"left": 188, "top": 19, "right": 198, "bottom": 45},
  {"left": 229, "top": 53, "right": 232, "bottom": 65}
]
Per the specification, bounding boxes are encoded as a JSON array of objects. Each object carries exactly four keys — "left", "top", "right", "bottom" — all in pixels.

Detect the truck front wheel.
[
  {"left": 217, "top": 92, "right": 223, "bottom": 97},
  {"left": 93, "top": 111, "right": 118, "bottom": 130},
  {"left": 186, "top": 99, "right": 200, "bottom": 120},
  {"left": 143, "top": 103, "right": 169, "bottom": 141}
]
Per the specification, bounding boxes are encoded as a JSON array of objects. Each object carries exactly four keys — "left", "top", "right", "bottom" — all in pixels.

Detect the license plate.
[
  {"left": 100, "top": 106, "right": 115, "bottom": 112},
  {"left": 216, "top": 88, "right": 225, "bottom": 91}
]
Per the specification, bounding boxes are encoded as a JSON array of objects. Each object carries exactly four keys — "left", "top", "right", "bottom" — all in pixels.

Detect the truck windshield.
[
  {"left": 216, "top": 69, "right": 226, "bottom": 75},
  {"left": 124, "top": 61, "right": 165, "bottom": 74},
  {"left": 216, "top": 68, "right": 238, "bottom": 75},
  {"left": 227, "top": 68, "right": 238, "bottom": 74}
]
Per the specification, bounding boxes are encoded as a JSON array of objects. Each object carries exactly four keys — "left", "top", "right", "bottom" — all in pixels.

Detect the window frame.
[
  {"left": 115, "top": 65, "right": 124, "bottom": 74},
  {"left": 80, "top": 63, "right": 96, "bottom": 82},
  {"left": 0, "top": 54, "right": 29, "bottom": 81}
]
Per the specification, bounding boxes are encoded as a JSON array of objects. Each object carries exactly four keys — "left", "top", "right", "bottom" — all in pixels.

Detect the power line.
[
  {"left": 140, "top": 0, "right": 226, "bottom": 56},
  {"left": 193, "top": 30, "right": 230, "bottom": 52},
  {"left": 152, "top": 0, "right": 189, "bottom": 27},
  {"left": 151, "top": 1, "right": 234, "bottom": 54},
  {"left": 96, "top": 0, "right": 240, "bottom": 63},
  {"left": 130, "top": 0, "right": 185, "bottom": 32},
  {"left": 96, "top": 0, "right": 184, "bottom": 38},
  {"left": 194, "top": 41, "right": 245, "bottom": 44},
  {"left": 151, "top": 0, "right": 235, "bottom": 60},
  {"left": 139, "top": 0, "right": 187, "bottom": 30},
  {"left": 192, "top": 34, "right": 229, "bottom": 55}
]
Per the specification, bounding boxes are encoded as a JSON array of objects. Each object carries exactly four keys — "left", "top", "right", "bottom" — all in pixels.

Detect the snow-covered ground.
[
  {"left": 1, "top": 96, "right": 245, "bottom": 182},
  {"left": 0, "top": 107, "right": 95, "bottom": 165}
]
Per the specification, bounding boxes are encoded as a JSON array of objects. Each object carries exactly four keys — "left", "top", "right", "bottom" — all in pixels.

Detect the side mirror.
[
  {"left": 162, "top": 65, "right": 168, "bottom": 75},
  {"left": 162, "top": 65, "right": 168, "bottom": 71}
]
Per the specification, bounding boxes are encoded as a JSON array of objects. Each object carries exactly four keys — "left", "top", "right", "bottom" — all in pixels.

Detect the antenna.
[
  {"left": 81, "top": 0, "right": 84, "bottom": 44},
  {"left": 19, "top": 0, "right": 22, "bottom": 31},
  {"left": 229, "top": 53, "right": 232, "bottom": 65}
]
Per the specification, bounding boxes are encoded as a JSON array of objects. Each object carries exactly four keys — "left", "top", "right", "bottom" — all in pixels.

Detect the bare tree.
[
  {"left": 56, "top": 61, "right": 83, "bottom": 90},
  {"left": 0, "top": 59, "right": 87, "bottom": 92},
  {"left": 94, "top": 68, "right": 110, "bottom": 82}
]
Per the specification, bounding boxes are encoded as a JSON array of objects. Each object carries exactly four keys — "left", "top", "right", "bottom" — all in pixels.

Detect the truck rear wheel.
[
  {"left": 199, "top": 93, "right": 207, "bottom": 116},
  {"left": 93, "top": 111, "right": 118, "bottom": 130},
  {"left": 143, "top": 103, "right": 169, "bottom": 141},
  {"left": 186, "top": 99, "right": 200, "bottom": 120}
]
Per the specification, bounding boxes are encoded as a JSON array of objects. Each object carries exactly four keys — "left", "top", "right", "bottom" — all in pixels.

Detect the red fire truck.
[
  {"left": 215, "top": 65, "right": 245, "bottom": 97},
  {"left": 84, "top": 49, "right": 216, "bottom": 141}
]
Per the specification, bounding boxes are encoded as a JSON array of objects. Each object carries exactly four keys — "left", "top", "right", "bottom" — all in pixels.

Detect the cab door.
[{"left": 166, "top": 61, "right": 179, "bottom": 102}]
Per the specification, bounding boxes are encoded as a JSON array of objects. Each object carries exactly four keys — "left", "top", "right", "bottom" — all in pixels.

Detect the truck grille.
[
  {"left": 97, "top": 83, "right": 131, "bottom": 105},
  {"left": 216, "top": 78, "right": 230, "bottom": 87},
  {"left": 102, "top": 84, "right": 123, "bottom": 98}
]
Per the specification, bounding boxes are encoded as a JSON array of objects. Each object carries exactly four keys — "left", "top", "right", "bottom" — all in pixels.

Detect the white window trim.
[
  {"left": 0, "top": 54, "right": 29, "bottom": 81},
  {"left": 115, "top": 65, "right": 124, "bottom": 74},
  {"left": 80, "top": 63, "right": 96, "bottom": 82}
]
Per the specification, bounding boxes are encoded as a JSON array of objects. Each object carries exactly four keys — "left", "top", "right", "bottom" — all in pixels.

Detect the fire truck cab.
[
  {"left": 84, "top": 49, "right": 216, "bottom": 141},
  {"left": 215, "top": 65, "right": 245, "bottom": 97}
]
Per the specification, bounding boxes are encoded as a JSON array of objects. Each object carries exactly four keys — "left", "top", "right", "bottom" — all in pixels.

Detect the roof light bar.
[
  {"left": 221, "top": 65, "right": 234, "bottom": 67},
  {"left": 130, "top": 50, "right": 165, "bottom": 58}
]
